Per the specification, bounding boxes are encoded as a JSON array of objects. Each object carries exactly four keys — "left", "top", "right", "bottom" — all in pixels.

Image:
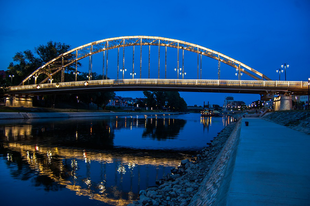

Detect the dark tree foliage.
[
  {"left": 6, "top": 50, "right": 41, "bottom": 85},
  {"left": 74, "top": 72, "right": 115, "bottom": 109},
  {"left": 143, "top": 91, "right": 187, "bottom": 111},
  {"left": 165, "top": 91, "right": 187, "bottom": 111},
  {"left": 142, "top": 118, "right": 186, "bottom": 140},
  {"left": 143, "top": 91, "right": 156, "bottom": 108},
  {"left": 154, "top": 91, "right": 166, "bottom": 109},
  {"left": 35, "top": 41, "right": 70, "bottom": 64},
  {"left": 6, "top": 41, "right": 74, "bottom": 85},
  {"left": 6, "top": 42, "right": 115, "bottom": 109}
]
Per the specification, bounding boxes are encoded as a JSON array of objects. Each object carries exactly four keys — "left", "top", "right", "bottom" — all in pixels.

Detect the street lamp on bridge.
[
  {"left": 87, "top": 74, "right": 92, "bottom": 80},
  {"left": 276, "top": 69, "right": 284, "bottom": 80},
  {"left": 281, "top": 63, "right": 289, "bottom": 81},
  {"left": 8, "top": 74, "right": 14, "bottom": 83},
  {"left": 235, "top": 69, "right": 243, "bottom": 80},
  {"left": 73, "top": 71, "right": 79, "bottom": 81},
  {"left": 130, "top": 72, "right": 136, "bottom": 79},
  {"left": 174, "top": 68, "right": 182, "bottom": 79},
  {"left": 180, "top": 70, "right": 187, "bottom": 79},
  {"left": 120, "top": 68, "right": 127, "bottom": 79}
]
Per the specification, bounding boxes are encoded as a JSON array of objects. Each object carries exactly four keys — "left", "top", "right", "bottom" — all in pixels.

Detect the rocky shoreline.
[
  {"left": 263, "top": 111, "right": 310, "bottom": 135},
  {"left": 129, "top": 121, "right": 238, "bottom": 206},
  {"left": 129, "top": 111, "right": 310, "bottom": 205}
]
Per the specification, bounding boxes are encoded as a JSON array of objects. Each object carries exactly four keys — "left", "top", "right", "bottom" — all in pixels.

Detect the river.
[{"left": 0, "top": 113, "right": 235, "bottom": 206}]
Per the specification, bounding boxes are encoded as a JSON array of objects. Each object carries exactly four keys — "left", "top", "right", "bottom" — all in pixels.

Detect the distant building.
[
  {"left": 121, "top": 97, "right": 135, "bottom": 107},
  {"left": 212, "top": 104, "right": 221, "bottom": 111},
  {"left": 223, "top": 96, "right": 246, "bottom": 111},
  {"left": 223, "top": 96, "right": 234, "bottom": 111},
  {"left": 298, "top": 95, "right": 308, "bottom": 104}
]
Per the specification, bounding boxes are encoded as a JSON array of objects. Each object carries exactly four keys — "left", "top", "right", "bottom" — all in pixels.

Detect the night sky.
[{"left": 1, "top": 0, "right": 309, "bottom": 106}]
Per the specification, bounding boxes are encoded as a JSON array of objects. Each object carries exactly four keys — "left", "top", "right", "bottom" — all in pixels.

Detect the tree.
[
  {"left": 6, "top": 42, "right": 115, "bottom": 109},
  {"left": 143, "top": 91, "right": 156, "bottom": 109},
  {"left": 143, "top": 91, "right": 187, "bottom": 111},
  {"left": 154, "top": 91, "right": 166, "bottom": 109},
  {"left": 6, "top": 50, "right": 41, "bottom": 85},
  {"left": 35, "top": 41, "right": 77, "bottom": 83},
  {"left": 6, "top": 41, "right": 75, "bottom": 85},
  {"left": 36, "top": 41, "right": 70, "bottom": 64},
  {"left": 165, "top": 91, "right": 187, "bottom": 111},
  {"left": 76, "top": 72, "right": 115, "bottom": 109}
]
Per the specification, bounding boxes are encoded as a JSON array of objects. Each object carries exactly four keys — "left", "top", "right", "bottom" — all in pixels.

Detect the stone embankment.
[
  {"left": 263, "top": 111, "right": 310, "bottom": 135},
  {"left": 129, "top": 122, "right": 239, "bottom": 206}
]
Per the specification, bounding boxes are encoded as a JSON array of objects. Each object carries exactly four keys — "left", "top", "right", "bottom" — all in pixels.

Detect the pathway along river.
[{"left": 0, "top": 113, "right": 235, "bottom": 206}]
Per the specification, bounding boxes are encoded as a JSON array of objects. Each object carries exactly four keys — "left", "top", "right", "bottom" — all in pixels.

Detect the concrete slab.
[{"left": 226, "top": 118, "right": 310, "bottom": 206}]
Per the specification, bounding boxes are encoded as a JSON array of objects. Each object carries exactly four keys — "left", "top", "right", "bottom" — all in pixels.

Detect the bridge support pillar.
[
  {"left": 5, "top": 95, "right": 33, "bottom": 107},
  {"left": 273, "top": 94, "right": 292, "bottom": 111}
]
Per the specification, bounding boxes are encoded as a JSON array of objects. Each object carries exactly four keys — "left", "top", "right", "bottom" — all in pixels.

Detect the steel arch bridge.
[{"left": 20, "top": 36, "right": 271, "bottom": 86}]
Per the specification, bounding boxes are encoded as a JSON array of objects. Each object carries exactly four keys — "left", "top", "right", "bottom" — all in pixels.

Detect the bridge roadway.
[{"left": 8, "top": 79, "right": 309, "bottom": 95}]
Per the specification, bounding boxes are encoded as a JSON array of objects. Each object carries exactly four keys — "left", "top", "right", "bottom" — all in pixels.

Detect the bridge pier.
[
  {"left": 5, "top": 95, "right": 33, "bottom": 107},
  {"left": 273, "top": 94, "right": 292, "bottom": 111}
]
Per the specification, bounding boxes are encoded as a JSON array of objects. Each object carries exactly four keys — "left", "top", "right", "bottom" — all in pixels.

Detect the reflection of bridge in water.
[
  {"left": 0, "top": 115, "right": 235, "bottom": 205},
  {"left": 200, "top": 115, "right": 235, "bottom": 132},
  {"left": 1, "top": 115, "right": 188, "bottom": 148},
  {"left": 4, "top": 142, "right": 189, "bottom": 205}
]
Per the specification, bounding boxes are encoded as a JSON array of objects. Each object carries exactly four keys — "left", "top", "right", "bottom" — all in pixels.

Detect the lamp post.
[
  {"left": 49, "top": 78, "right": 53, "bottom": 83},
  {"left": 8, "top": 74, "right": 14, "bottom": 83},
  {"left": 120, "top": 68, "right": 127, "bottom": 79},
  {"left": 235, "top": 69, "right": 243, "bottom": 80},
  {"left": 73, "top": 71, "right": 79, "bottom": 81},
  {"left": 281, "top": 63, "right": 289, "bottom": 81},
  {"left": 180, "top": 70, "right": 187, "bottom": 79},
  {"left": 130, "top": 72, "right": 136, "bottom": 79},
  {"left": 174, "top": 68, "right": 182, "bottom": 79},
  {"left": 87, "top": 74, "right": 92, "bottom": 80},
  {"left": 276, "top": 69, "right": 283, "bottom": 80}
]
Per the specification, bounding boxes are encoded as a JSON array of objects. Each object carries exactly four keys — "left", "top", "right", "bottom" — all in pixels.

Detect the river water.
[{"left": 0, "top": 113, "right": 235, "bottom": 206}]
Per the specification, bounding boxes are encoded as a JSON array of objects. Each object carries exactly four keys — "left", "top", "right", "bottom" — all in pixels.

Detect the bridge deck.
[{"left": 8, "top": 79, "right": 308, "bottom": 95}]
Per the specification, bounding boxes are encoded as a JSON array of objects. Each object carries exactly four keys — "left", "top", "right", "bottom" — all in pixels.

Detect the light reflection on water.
[{"left": 0, "top": 113, "right": 234, "bottom": 206}]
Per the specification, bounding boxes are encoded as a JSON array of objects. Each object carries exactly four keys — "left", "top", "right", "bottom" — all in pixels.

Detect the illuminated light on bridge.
[
  {"left": 5, "top": 36, "right": 308, "bottom": 110},
  {"left": 4, "top": 142, "right": 189, "bottom": 205},
  {"left": 19, "top": 36, "right": 272, "bottom": 87},
  {"left": 8, "top": 79, "right": 309, "bottom": 95}
]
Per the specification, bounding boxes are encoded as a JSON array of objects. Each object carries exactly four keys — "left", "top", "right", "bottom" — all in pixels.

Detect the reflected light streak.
[{"left": 117, "top": 165, "right": 126, "bottom": 175}]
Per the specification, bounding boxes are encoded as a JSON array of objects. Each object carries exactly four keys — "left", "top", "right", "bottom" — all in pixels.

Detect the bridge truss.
[{"left": 20, "top": 36, "right": 271, "bottom": 85}]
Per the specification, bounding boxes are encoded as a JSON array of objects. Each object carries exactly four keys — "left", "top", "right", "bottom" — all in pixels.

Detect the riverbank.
[
  {"left": 0, "top": 111, "right": 184, "bottom": 119},
  {"left": 129, "top": 121, "right": 239, "bottom": 206},
  {"left": 263, "top": 110, "right": 310, "bottom": 134},
  {"left": 129, "top": 110, "right": 310, "bottom": 205}
]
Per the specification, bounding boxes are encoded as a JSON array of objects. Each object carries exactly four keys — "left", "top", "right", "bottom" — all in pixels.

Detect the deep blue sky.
[{"left": 1, "top": 0, "right": 309, "bottom": 106}]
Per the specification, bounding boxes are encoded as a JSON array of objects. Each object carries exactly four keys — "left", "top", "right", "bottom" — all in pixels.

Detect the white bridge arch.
[{"left": 20, "top": 36, "right": 271, "bottom": 85}]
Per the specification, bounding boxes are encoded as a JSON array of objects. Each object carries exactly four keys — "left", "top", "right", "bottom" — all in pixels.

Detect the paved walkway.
[{"left": 226, "top": 118, "right": 310, "bottom": 206}]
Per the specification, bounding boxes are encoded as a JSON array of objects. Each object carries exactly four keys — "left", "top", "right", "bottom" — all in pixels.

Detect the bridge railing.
[{"left": 8, "top": 79, "right": 308, "bottom": 92}]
